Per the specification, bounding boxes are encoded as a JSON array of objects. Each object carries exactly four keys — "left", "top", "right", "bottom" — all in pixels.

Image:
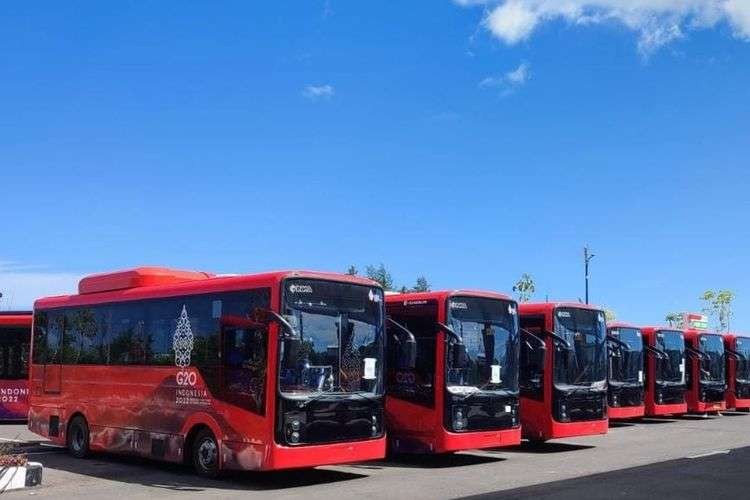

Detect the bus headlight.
[
  {"left": 453, "top": 406, "right": 469, "bottom": 431},
  {"left": 611, "top": 394, "right": 619, "bottom": 407},
  {"left": 558, "top": 402, "right": 570, "bottom": 422},
  {"left": 285, "top": 413, "right": 306, "bottom": 445}
]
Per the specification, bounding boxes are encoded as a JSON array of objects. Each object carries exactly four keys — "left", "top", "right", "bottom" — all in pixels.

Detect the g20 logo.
[{"left": 176, "top": 370, "right": 197, "bottom": 387}]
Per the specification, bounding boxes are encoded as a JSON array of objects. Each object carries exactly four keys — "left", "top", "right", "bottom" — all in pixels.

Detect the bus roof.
[
  {"left": 607, "top": 321, "right": 639, "bottom": 330},
  {"left": 384, "top": 289, "right": 513, "bottom": 303},
  {"left": 519, "top": 302, "right": 603, "bottom": 315},
  {"left": 0, "top": 311, "right": 32, "bottom": 327},
  {"left": 35, "top": 267, "right": 381, "bottom": 310}
]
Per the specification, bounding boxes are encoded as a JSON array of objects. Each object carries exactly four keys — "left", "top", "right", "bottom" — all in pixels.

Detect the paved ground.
[{"left": 3, "top": 412, "right": 750, "bottom": 499}]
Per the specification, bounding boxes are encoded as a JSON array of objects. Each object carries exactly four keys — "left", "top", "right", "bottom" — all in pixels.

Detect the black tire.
[
  {"left": 192, "top": 428, "right": 220, "bottom": 478},
  {"left": 67, "top": 415, "right": 90, "bottom": 459}
]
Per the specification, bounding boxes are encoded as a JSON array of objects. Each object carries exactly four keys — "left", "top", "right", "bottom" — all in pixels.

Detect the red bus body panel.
[
  {"left": 29, "top": 268, "right": 386, "bottom": 471},
  {"left": 606, "top": 321, "right": 645, "bottom": 420},
  {"left": 519, "top": 302, "right": 608, "bottom": 442},
  {"left": 608, "top": 405, "right": 645, "bottom": 419},
  {"left": 640, "top": 327, "right": 688, "bottom": 416},
  {"left": 724, "top": 334, "right": 750, "bottom": 410},
  {"left": 683, "top": 328, "right": 726, "bottom": 413},
  {"left": 385, "top": 290, "right": 522, "bottom": 454},
  {"left": 0, "top": 313, "right": 31, "bottom": 420}
]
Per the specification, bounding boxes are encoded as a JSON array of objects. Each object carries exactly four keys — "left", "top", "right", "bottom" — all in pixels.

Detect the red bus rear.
[
  {"left": 384, "top": 291, "right": 521, "bottom": 453},
  {"left": 0, "top": 312, "right": 31, "bottom": 421},
  {"left": 606, "top": 322, "right": 645, "bottom": 419},
  {"left": 640, "top": 327, "right": 687, "bottom": 416},
  {"left": 724, "top": 333, "right": 750, "bottom": 411},
  {"left": 682, "top": 328, "right": 726, "bottom": 413},
  {"left": 29, "top": 267, "right": 386, "bottom": 476},
  {"left": 518, "top": 303, "right": 608, "bottom": 442}
]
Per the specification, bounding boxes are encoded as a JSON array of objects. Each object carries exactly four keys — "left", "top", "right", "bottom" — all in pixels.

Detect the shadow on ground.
[
  {"left": 501, "top": 442, "right": 596, "bottom": 454},
  {"left": 634, "top": 418, "right": 679, "bottom": 425},
  {"left": 37, "top": 451, "right": 368, "bottom": 492},
  {"left": 369, "top": 452, "right": 505, "bottom": 469}
]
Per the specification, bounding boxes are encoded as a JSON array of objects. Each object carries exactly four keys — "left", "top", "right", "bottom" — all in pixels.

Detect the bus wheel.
[
  {"left": 192, "top": 428, "right": 220, "bottom": 478},
  {"left": 67, "top": 415, "right": 90, "bottom": 459}
]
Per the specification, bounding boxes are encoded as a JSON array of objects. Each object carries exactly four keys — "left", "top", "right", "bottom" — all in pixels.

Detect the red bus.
[
  {"left": 518, "top": 303, "right": 608, "bottom": 442},
  {"left": 605, "top": 322, "right": 645, "bottom": 419},
  {"left": 29, "top": 267, "right": 386, "bottom": 476},
  {"left": 384, "top": 291, "right": 521, "bottom": 453},
  {"left": 640, "top": 327, "right": 687, "bottom": 416},
  {"left": 0, "top": 312, "right": 31, "bottom": 421},
  {"left": 682, "top": 328, "right": 726, "bottom": 413},
  {"left": 724, "top": 333, "right": 750, "bottom": 411}
]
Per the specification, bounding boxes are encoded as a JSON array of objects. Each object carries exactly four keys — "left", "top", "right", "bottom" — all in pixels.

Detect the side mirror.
[
  {"left": 452, "top": 343, "right": 469, "bottom": 369},
  {"left": 387, "top": 317, "right": 418, "bottom": 370},
  {"left": 253, "top": 308, "right": 299, "bottom": 339},
  {"left": 398, "top": 338, "right": 417, "bottom": 370}
]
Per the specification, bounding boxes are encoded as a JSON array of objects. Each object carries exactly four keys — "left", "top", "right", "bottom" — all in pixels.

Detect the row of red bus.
[{"left": 0, "top": 267, "right": 747, "bottom": 477}]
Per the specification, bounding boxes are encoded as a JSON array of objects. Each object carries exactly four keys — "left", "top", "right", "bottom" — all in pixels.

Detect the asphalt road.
[{"left": 3, "top": 412, "right": 750, "bottom": 499}]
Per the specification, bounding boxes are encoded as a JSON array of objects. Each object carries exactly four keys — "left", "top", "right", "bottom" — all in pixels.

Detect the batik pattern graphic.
[{"left": 173, "top": 305, "right": 194, "bottom": 368}]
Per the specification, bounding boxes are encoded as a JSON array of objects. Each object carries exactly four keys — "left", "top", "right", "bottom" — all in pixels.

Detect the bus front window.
[
  {"left": 279, "top": 280, "right": 384, "bottom": 396},
  {"left": 655, "top": 330, "right": 685, "bottom": 385},
  {"left": 736, "top": 338, "right": 750, "bottom": 384},
  {"left": 445, "top": 297, "right": 519, "bottom": 396},
  {"left": 553, "top": 308, "right": 607, "bottom": 389},
  {"left": 698, "top": 334, "right": 725, "bottom": 383},
  {"left": 608, "top": 327, "right": 644, "bottom": 386}
]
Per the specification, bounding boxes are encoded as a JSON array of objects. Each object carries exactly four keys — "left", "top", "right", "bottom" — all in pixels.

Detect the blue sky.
[{"left": 1, "top": 1, "right": 749, "bottom": 330}]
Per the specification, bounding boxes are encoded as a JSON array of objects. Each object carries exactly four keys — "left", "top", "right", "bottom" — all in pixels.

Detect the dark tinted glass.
[
  {"left": 386, "top": 299, "right": 438, "bottom": 407},
  {"left": 0, "top": 327, "right": 30, "bottom": 379}
]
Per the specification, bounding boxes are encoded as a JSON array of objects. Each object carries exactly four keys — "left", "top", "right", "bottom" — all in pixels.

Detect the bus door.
[
  {"left": 220, "top": 316, "right": 268, "bottom": 413},
  {"left": 43, "top": 313, "right": 63, "bottom": 394}
]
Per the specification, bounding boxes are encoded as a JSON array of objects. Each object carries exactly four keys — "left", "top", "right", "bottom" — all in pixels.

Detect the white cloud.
[
  {"left": 302, "top": 84, "right": 335, "bottom": 100},
  {"left": 0, "top": 262, "right": 82, "bottom": 310},
  {"left": 480, "top": 61, "right": 531, "bottom": 95},
  {"left": 457, "top": 0, "right": 750, "bottom": 55}
]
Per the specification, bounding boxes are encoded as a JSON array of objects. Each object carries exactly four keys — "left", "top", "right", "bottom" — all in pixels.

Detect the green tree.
[
  {"left": 665, "top": 312, "right": 683, "bottom": 328},
  {"left": 604, "top": 308, "right": 617, "bottom": 322},
  {"left": 700, "top": 289, "right": 735, "bottom": 332},
  {"left": 411, "top": 276, "right": 431, "bottom": 293},
  {"left": 345, "top": 265, "right": 358, "bottom": 276},
  {"left": 365, "top": 264, "right": 394, "bottom": 291},
  {"left": 512, "top": 273, "right": 536, "bottom": 303}
]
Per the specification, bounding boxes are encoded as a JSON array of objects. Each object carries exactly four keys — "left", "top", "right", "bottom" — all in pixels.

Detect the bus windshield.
[
  {"left": 699, "top": 334, "right": 725, "bottom": 383},
  {"left": 656, "top": 330, "right": 685, "bottom": 385},
  {"left": 279, "top": 279, "right": 384, "bottom": 396},
  {"left": 736, "top": 338, "right": 750, "bottom": 384},
  {"left": 553, "top": 308, "right": 607, "bottom": 388},
  {"left": 608, "top": 327, "right": 644, "bottom": 385},
  {"left": 445, "top": 296, "right": 519, "bottom": 395}
]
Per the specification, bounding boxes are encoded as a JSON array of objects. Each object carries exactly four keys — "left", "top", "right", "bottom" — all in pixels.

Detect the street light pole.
[{"left": 584, "top": 246, "right": 595, "bottom": 304}]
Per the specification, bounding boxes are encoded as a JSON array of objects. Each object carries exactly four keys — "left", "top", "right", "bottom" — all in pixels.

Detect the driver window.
[
  {"left": 519, "top": 314, "right": 545, "bottom": 401},
  {"left": 386, "top": 300, "right": 438, "bottom": 407}
]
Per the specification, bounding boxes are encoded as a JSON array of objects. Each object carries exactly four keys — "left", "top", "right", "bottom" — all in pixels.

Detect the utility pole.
[{"left": 584, "top": 245, "right": 595, "bottom": 304}]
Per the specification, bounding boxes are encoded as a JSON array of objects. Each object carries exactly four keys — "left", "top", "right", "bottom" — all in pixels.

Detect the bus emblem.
[{"left": 174, "top": 305, "right": 196, "bottom": 386}]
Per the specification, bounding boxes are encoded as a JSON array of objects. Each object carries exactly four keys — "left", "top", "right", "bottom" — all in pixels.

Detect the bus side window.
[
  {"left": 219, "top": 289, "right": 271, "bottom": 415},
  {"left": 222, "top": 326, "right": 267, "bottom": 413},
  {"left": 519, "top": 315, "right": 545, "bottom": 401},
  {"left": 387, "top": 304, "right": 437, "bottom": 408},
  {"left": 33, "top": 311, "right": 48, "bottom": 365},
  {"left": 46, "top": 313, "right": 63, "bottom": 364}
]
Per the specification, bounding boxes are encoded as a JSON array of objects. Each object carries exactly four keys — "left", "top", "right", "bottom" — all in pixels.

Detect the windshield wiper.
[
  {"left": 297, "top": 390, "right": 376, "bottom": 408},
  {"left": 457, "top": 386, "right": 516, "bottom": 402}
]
